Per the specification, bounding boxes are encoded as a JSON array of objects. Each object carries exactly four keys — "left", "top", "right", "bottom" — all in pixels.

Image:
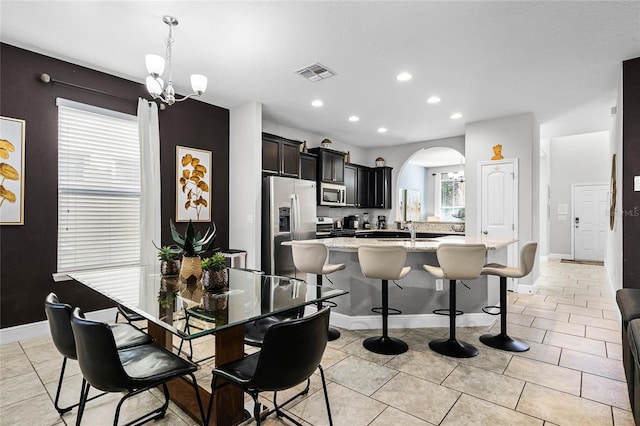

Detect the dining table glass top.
[{"left": 67, "top": 266, "right": 346, "bottom": 340}]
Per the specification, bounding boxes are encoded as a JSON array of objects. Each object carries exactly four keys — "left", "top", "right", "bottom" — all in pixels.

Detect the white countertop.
[{"left": 285, "top": 235, "right": 516, "bottom": 252}]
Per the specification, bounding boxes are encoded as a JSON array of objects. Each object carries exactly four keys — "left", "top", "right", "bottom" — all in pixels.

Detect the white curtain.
[
  {"left": 433, "top": 173, "right": 442, "bottom": 217},
  {"left": 137, "top": 98, "right": 161, "bottom": 266}
]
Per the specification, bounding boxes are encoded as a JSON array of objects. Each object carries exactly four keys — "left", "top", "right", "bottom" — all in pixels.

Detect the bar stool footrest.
[
  {"left": 371, "top": 307, "right": 402, "bottom": 315},
  {"left": 482, "top": 305, "right": 501, "bottom": 315},
  {"left": 429, "top": 337, "right": 478, "bottom": 358},
  {"left": 479, "top": 333, "right": 529, "bottom": 352},
  {"left": 363, "top": 335, "right": 408, "bottom": 355},
  {"left": 433, "top": 308, "right": 463, "bottom": 316}
]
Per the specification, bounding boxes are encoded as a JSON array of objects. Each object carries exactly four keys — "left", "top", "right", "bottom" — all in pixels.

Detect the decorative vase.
[
  {"left": 160, "top": 259, "right": 180, "bottom": 276},
  {"left": 202, "top": 292, "right": 228, "bottom": 315},
  {"left": 179, "top": 256, "right": 202, "bottom": 284},
  {"left": 202, "top": 269, "right": 227, "bottom": 292}
]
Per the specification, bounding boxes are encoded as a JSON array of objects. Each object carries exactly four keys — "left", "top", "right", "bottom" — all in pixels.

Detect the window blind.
[{"left": 57, "top": 99, "right": 141, "bottom": 272}]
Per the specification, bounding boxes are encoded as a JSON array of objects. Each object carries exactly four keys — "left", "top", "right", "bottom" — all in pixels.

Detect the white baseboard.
[
  {"left": 547, "top": 253, "right": 572, "bottom": 260},
  {"left": 0, "top": 308, "right": 117, "bottom": 345},
  {"left": 328, "top": 312, "right": 495, "bottom": 330}
]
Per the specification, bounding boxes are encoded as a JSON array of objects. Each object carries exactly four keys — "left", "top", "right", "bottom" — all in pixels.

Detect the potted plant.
[
  {"left": 201, "top": 252, "right": 227, "bottom": 292},
  {"left": 170, "top": 219, "right": 217, "bottom": 283},
  {"left": 156, "top": 245, "right": 182, "bottom": 276}
]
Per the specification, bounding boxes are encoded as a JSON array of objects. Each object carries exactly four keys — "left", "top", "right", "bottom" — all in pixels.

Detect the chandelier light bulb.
[
  {"left": 146, "top": 76, "right": 164, "bottom": 96},
  {"left": 190, "top": 74, "right": 208, "bottom": 95},
  {"left": 145, "top": 54, "right": 165, "bottom": 77}
]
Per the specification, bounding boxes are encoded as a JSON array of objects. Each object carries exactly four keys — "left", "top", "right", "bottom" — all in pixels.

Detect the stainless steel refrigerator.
[{"left": 262, "top": 176, "right": 317, "bottom": 278}]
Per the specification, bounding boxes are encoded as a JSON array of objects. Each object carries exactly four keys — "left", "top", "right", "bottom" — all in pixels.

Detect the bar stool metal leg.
[
  {"left": 479, "top": 276, "right": 529, "bottom": 352},
  {"left": 317, "top": 274, "right": 340, "bottom": 341},
  {"left": 429, "top": 279, "right": 479, "bottom": 358},
  {"left": 363, "top": 279, "right": 409, "bottom": 355}
]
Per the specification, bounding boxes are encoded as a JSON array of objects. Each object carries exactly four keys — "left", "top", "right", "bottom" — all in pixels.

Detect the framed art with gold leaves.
[
  {"left": 176, "top": 146, "right": 211, "bottom": 222},
  {"left": 0, "top": 116, "right": 25, "bottom": 225}
]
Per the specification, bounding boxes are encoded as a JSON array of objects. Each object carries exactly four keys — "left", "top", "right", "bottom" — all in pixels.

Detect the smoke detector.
[{"left": 294, "top": 62, "right": 336, "bottom": 82}]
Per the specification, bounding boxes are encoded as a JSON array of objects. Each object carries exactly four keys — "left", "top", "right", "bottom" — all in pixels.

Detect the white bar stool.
[
  {"left": 480, "top": 242, "right": 537, "bottom": 352},
  {"left": 358, "top": 245, "right": 411, "bottom": 355},
  {"left": 291, "top": 241, "right": 345, "bottom": 341},
  {"left": 423, "top": 243, "right": 486, "bottom": 358}
]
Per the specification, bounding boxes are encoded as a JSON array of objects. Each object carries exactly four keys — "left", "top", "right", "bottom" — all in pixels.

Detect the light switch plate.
[
  {"left": 436, "top": 279, "right": 443, "bottom": 291},
  {"left": 635, "top": 176, "right": 640, "bottom": 192}
]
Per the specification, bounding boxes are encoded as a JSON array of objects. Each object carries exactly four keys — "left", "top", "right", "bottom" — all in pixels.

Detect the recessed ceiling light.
[
  {"left": 377, "top": 127, "right": 388, "bottom": 133},
  {"left": 396, "top": 72, "right": 412, "bottom": 82},
  {"left": 311, "top": 99, "right": 324, "bottom": 107},
  {"left": 427, "top": 96, "right": 441, "bottom": 104},
  {"left": 348, "top": 116, "right": 360, "bottom": 122},
  {"left": 450, "top": 113, "right": 463, "bottom": 119}
]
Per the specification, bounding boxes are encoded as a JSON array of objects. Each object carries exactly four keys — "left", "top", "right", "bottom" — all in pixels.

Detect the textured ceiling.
[{"left": 2, "top": 1, "right": 638, "bottom": 147}]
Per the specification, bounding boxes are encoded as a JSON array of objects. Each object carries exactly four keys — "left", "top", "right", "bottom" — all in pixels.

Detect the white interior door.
[
  {"left": 573, "top": 184, "right": 607, "bottom": 261},
  {"left": 480, "top": 159, "right": 518, "bottom": 290}
]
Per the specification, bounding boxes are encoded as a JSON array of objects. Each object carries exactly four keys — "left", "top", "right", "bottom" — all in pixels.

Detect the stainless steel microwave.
[{"left": 319, "top": 182, "right": 346, "bottom": 206}]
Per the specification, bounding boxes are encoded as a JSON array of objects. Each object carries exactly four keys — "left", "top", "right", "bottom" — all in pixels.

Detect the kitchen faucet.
[{"left": 407, "top": 221, "right": 416, "bottom": 243}]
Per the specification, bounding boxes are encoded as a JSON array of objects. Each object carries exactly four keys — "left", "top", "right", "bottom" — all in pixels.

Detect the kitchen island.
[{"left": 285, "top": 236, "right": 516, "bottom": 330}]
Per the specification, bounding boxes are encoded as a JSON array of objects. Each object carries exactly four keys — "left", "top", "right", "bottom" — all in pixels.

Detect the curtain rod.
[{"left": 39, "top": 73, "right": 138, "bottom": 104}]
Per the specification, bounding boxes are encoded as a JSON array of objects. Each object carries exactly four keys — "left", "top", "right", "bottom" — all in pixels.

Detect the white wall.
[
  {"left": 548, "top": 131, "right": 609, "bottom": 258},
  {"left": 398, "top": 163, "right": 429, "bottom": 220},
  {"left": 539, "top": 138, "right": 551, "bottom": 257},
  {"left": 229, "top": 102, "right": 262, "bottom": 269},
  {"left": 465, "top": 113, "right": 540, "bottom": 287}
]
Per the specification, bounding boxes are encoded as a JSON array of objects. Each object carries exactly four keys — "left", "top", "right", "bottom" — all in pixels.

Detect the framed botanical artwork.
[
  {"left": 176, "top": 145, "right": 211, "bottom": 222},
  {"left": 0, "top": 116, "right": 26, "bottom": 225}
]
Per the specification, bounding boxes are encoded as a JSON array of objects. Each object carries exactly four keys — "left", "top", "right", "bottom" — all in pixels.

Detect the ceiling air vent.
[{"left": 294, "top": 62, "right": 336, "bottom": 82}]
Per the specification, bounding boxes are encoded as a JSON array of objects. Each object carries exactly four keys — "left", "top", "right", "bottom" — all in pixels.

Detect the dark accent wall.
[
  {"left": 623, "top": 57, "right": 640, "bottom": 288},
  {"left": 0, "top": 44, "right": 229, "bottom": 328}
]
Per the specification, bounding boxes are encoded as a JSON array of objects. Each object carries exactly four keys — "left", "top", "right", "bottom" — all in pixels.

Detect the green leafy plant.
[
  {"left": 155, "top": 245, "right": 181, "bottom": 261},
  {"left": 202, "top": 252, "right": 226, "bottom": 271},
  {"left": 169, "top": 219, "right": 217, "bottom": 257}
]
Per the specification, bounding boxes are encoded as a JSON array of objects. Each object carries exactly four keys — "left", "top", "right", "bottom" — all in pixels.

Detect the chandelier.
[{"left": 145, "top": 15, "right": 207, "bottom": 105}]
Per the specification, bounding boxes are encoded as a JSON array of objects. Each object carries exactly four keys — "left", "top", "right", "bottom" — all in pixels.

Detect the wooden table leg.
[
  {"left": 147, "top": 321, "right": 246, "bottom": 426},
  {"left": 213, "top": 325, "right": 246, "bottom": 426}
]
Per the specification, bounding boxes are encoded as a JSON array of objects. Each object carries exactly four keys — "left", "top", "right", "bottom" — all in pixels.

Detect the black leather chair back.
[
  {"left": 44, "top": 292, "right": 77, "bottom": 360},
  {"left": 250, "top": 307, "right": 330, "bottom": 391},
  {"left": 70, "top": 307, "right": 132, "bottom": 393}
]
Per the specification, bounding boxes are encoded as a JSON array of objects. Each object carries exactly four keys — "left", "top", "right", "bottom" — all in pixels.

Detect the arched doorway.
[{"left": 397, "top": 147, "right": 465, "bottom": 223}]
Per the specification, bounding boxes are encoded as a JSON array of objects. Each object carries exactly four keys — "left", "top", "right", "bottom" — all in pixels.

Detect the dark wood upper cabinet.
[
  {"left": 299, "top": 152, "right": 317, "bottom": 181},
  {"left": 345, "top": 163, "right": 371, "bottom": 207},
  {"left": 368, "top": 166, "right": 393, "bottom": 209},
  {"left": 344, "top": 164, "right": 357, "bottom": 206},
  {"left": 310, "top": 148, "right": 345, "bottom": 184},
  {"left": 262, "top": 133, "right": 301, "bottom": 178},
  {"left": 357, "top": 166, "right": 371, "bottom": 207}
]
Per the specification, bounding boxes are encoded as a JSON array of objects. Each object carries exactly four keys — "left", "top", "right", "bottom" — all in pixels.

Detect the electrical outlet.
[{"left": 436, "top": 279, "right": 443, "bottom": 291}]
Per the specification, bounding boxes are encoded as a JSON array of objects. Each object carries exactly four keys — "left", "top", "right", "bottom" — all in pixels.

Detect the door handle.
[{"left": 483, "top": 230, "right": 488, "bottom": 235}]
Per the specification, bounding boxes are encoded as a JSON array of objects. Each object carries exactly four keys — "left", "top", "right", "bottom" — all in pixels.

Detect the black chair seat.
[
  {"left": 110, "top": 323, "right": 154, "bottom": 350},
  {"left": 118, "top": 344, "right": 198, "bottom": 389},
  {"left": 213, "top": 353, "right": 259, "bottom": 385},
  {"left": 244, "top": 314, "right": 296, "bottom": 348}
]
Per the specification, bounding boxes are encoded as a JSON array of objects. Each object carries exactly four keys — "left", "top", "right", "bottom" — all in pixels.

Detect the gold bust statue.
[{"left": 491, "top": 144, "right": 504, "bottom": 160}]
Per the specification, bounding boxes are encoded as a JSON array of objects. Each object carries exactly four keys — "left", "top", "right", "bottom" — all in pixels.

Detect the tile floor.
[{"left": 0, "top": 259, "right": 635, "bottom": 425}]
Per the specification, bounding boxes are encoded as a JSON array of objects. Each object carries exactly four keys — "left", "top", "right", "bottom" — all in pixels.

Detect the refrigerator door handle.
[{"left": 290, "top": 194, "right": 297, "bottom": 240}]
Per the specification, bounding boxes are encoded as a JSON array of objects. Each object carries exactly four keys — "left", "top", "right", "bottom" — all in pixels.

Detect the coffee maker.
[{"left": 377, "top": 215, "right": 387, "bottom": 229}]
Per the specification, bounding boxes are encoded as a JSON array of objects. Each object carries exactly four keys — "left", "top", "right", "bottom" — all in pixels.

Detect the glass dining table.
[{"left": 68, "top": 265, "right": 347, "bottom": 426}]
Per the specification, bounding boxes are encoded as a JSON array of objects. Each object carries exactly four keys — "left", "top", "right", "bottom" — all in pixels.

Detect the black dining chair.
[
  {"left": 44, "top": 292, "right": 153, "bottom": 415},
  {"left": 207, "top": 307, "right": 333, "bottom": 426},
  {"left": 70, "top": 307, "right": 206, "bottom": 426}
]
